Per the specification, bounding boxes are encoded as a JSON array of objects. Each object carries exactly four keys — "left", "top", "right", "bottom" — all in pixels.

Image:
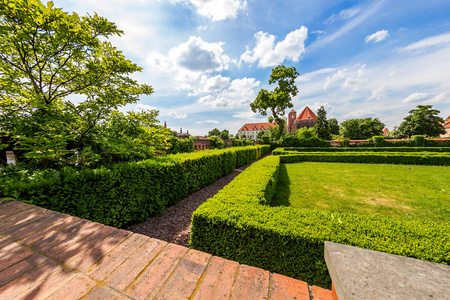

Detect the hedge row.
[
  {"left": 1, "top": 145, "right": 270, "bottom": 228},
  {"left": 274, "top": 147, "right": 450, "bottom": 154},
  {"left": 273, "top": 151, "right": 450, "bottom": 165},
  {"left": 190, "top": 156, "right": 450, "bottom": 288}
]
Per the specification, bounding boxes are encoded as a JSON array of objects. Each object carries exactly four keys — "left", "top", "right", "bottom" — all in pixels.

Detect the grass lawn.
[{"left": 272, "top": 162, "right": 450, "bottom": 223}]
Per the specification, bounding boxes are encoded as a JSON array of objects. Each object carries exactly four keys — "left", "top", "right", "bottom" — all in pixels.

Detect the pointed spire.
[{"left": 164, "top": 121, "right": 167, "bottom": 128}]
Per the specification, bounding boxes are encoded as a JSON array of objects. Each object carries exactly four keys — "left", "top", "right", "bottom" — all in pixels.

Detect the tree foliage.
[
  {"left": 250, "top": 65, "right": 299, "bottom": 124},
  {"left": 208, "top": 128, "right": 220, "bottom": 137},
  {"left": 340, "top": 118, "right": 385, "bottom": 139},
  {"left": 398, "top": 105, "right": 445, "bottom": 138},
  {"left": 219, "top": 129, "right": 229, "bottom": 140},
  {"left": 328, "top": 118, "right": 340, "bottom": 135},
  {"left": 313, "top": 105, "right": 331, "bottom": 140},
  {"left": 0, "top": 0, "right": 157, "bottom": 168}
]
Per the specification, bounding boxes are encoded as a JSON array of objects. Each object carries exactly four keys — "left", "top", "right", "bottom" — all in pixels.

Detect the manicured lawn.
[{"left": 272, "top": 162, "right": 450, "bottom": 222}]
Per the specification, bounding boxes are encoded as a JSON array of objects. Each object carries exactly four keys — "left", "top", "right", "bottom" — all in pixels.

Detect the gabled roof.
[
  {"left": 239, "top": 122, "right": 276, "bottom": 131},
  {"left": 296, "top": 106, "right": 317, "bottom": 121},
  {"left": 445, "top": 122, "right": 450, "bottom": 128}
]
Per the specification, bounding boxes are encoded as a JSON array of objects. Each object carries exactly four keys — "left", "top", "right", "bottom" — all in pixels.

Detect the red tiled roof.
[
  {"left": 383, "top": 128, "right": 390, "bottom": 134},
  {"left": 444, "top": 122, "right": 450, "bottom": 128},
  {"left": 296, "top": 106, "right": 317, "bottom": 121},
  {"left": 239, "top": 122, "right": 276, "bottom": 131}
]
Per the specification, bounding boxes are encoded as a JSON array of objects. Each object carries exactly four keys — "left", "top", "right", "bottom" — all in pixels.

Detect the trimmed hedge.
[
  {"left": 273, "top": 147, "right": 450, "bottom": 154},
  {"left": 190, "top": 156, "right": 450, "bottom": 288},
  {"left": 0, "top": 145, "right": 270, "bottom": 228},
  {"left": 273, "top": 151, "right": 450, "bottom": 165}
]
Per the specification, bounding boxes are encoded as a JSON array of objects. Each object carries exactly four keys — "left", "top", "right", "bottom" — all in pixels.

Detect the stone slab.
[{"left": 324, "top": 241, "right": 450, "bottom": 300}]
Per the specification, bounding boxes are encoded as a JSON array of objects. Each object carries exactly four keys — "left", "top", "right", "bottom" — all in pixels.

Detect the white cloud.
[
  {"left": 135, "top": 104, "right": 157, "bottom": 111},
  {"left": 146, "top": 36, "right": 232, "bottom": 81},
  {"left": 170, "top": 0, "right": 247, "bottom": 21},
  {"left": 367, "top": 87, "right": 386, "bottom": 101},
  {"left": 196, "top": 120, "right": 220, "bottom": 124},
  {"left": 402, "top": 92, "right": 429, "bottom": 103},
  {"left": 425, "top": 93, "right": 446, "bottom": 104},
  {"left": 241, "top": 27, "right": 308, "bottom": 68},
  {"left": 192, "top": 0, "right": 247, "bottom": 21},
  {"left": 199, "top": 77, "right": 260, "bottom": 108},
  {"left": 199, "top": 75, "right": 230, "bottom": 92},
  {"left": 365, "top": 30, "right": 389, "bottom": 43},
  {"left": 397, "top": 32, "right": 450, "bottom": 53},
  {"left": 311, "top": 1, "right": 386, "bottom": 49},
  {"left": 325, "top": 7, "right": 361, "bottom": 24},
  {"left": 170, "top": 112, "right": 188, "bottom": 118},
  {"left": 232, "top": 110, "right": 262, "bottom": 119}
]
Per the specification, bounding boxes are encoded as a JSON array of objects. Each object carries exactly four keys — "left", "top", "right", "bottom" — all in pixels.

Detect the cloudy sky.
[{"left": 54, "top": 0, "right": 450, "bottom": 136}]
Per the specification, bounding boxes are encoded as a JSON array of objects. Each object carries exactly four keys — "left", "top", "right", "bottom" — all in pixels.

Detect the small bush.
[{"left": 208, "top": 136, "right": 224, "bottom": 149}]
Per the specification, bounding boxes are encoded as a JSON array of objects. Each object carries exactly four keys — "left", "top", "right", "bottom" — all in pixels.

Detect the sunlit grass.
[{"left": 272, "top": 162, "right": 450, "bottom": 222}]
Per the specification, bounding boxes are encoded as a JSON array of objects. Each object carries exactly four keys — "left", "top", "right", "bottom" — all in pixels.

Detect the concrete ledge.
[{"left": 324, "top": 241, "right": 450, "bottom": 300}]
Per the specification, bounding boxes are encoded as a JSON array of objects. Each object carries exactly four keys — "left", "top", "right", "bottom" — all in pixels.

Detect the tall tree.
[
  {"left": 340, "top": 118, "right": 385, "bottom": 139},
  {"left": 314, "top": 106, "right": 331, "bottom": 140},
  {"left": 250, "top": 65, "right": 299, "bottom": 125},
  {"left": 328, "top": 118, "right": 340, "bottom": 135},
  {"left": 208, "top": 128, "right": 221, "bottom": 137},
  {"left": 219, "top": 129, "right": 229, "bottom": 140},
  {"left": 0, "top": 0, "right": 153, "bottom": 167},
  {"left": 398, "top": 105, "right": 445, "bottom": 138}
]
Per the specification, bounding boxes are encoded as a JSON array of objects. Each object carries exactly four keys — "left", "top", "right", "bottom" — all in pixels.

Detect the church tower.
[{"left": 288, "top": 109, "right": 297, "bottom": 132}]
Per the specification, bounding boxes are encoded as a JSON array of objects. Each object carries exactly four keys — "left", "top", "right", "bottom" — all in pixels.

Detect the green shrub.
[
  {"left": 208, "top": 136, "right": 225, "bottom": 149},
  {"left": 167, "top": 136, "right": 194, "bottom": 154},
  {"left": 273, "top": 147, "right": 450, "bottom": 154},
  {"left": 190, "top": 156, "right": 450, "bottom": 288},
  {"left": 411, "top": 135, "right": 426, "bottom": 147},
  {"left": 371, "top": 136, "right": 386, "bottom": 147},
  {"left": 1, "top": 145, "right": 271, "bottom": 228},
  {"left": 275, "top": 151, "right": 450, "bottom": 166},
  {"left": 233, "top": 139, "right": 244, "bottom": 147},
  {"left": 281, "top": 135, "right": 330, "bottom": 147}
]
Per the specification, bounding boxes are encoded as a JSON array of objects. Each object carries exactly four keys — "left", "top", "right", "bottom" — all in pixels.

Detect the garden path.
[{"left": 126, "top": 152, "right": 272, "bottom": 247}]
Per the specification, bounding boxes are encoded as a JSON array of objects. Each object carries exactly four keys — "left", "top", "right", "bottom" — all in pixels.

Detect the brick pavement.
[{"left": 0, "top": 201, "right": 332, "bottom": 300}]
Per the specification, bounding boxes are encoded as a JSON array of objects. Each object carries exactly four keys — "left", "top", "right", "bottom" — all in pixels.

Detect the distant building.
[
  {"left": 287, "top": 106, "right": 317, "bottom": 133},
  {"left": 177, "top": 128, "right": 191, "bottom": 139},
  {"left": 383, "top": 128, "right": 390, "bottom": 135},
  {"left": 238, "top": 122, "right": 275, "bottom": 140},
  {"left": 441, "top": 116, "right": 450, "bottom": 138}
]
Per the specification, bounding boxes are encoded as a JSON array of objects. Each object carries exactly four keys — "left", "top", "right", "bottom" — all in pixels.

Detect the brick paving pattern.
[{"left": 0, "top": 201, "right": 332, "bottom": 300}]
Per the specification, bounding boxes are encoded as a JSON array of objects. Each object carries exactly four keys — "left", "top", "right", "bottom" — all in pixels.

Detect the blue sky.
[{"left": 54, "top": 0, "right": 450, "bottom": 136}]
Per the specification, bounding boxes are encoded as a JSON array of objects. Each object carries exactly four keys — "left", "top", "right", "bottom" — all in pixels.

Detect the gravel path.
[{"left": 126, "top": 153, "right": 270, "bottom": 247}]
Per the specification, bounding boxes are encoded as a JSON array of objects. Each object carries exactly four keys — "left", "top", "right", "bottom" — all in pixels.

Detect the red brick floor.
[{"left": 0, "top": 201, "right": 332, "bottom": 300}]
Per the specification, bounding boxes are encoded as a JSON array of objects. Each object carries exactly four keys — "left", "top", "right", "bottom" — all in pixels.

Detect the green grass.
[{"left": 272, "top": 162, "right": 450, "bottom": 223}]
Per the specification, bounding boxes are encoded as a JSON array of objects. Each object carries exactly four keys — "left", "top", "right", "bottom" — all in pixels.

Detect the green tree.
[
  {"left": 340, "top": 118, "right": 385, "bottom": 139},
  {"left": 328, "top": 118, "right": 340, "bottom": 135},
  {"left": 269, "top": 123, "right": 287, "bottom": 141},
  {"left": 314, "top": 106, "right": 331, "bottom": 140},
  {"left": 256, "top": 130, "right": 266, "bottom": 139},
  {"left": 250, "top": 65, "right": 299, "bottom": 125},
  {"left": 219, "top": 129, "right": 229, "bottom": 140},
  {"left": 241, "top": 134, "right": 247, "bottom": 139},
  {"left": 0, "top": 0, "right": 153, "bottom": 167},
  {"left": 208, "top": 136, "right": 224, "bottom": 149},
  {"left": 96, "top": 110, "right": 171, "bottom": 164},
  {"left": 398, "top": 105, "right": 445, "bottom": 138},
  {"left": 208, "top": 128, "right": 221, "bottom": 137}
]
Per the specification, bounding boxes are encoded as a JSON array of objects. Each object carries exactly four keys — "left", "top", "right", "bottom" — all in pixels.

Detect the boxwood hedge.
[
  {"left": 273, "top": 150, "right": 450, "bottom": 165},
  {"left": 273, "top": 147, "right": 450, "bottom": 154},
  {"left": 1, "top": 145, "right": 270, "bottom": 228},
  {"left": 190, "top": 155, "right": 450, "bottom": 288}
]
